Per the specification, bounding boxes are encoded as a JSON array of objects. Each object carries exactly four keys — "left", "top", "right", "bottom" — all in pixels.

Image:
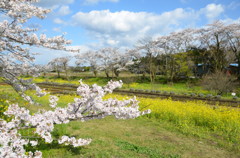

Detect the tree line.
[{"left": 47, "top": 21, "right": 240, "bottom": 83}]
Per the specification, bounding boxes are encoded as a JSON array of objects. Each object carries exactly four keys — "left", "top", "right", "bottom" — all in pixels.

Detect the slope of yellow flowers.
[{"left": 106, "top": 94, "right": 240, "bottom": 144}]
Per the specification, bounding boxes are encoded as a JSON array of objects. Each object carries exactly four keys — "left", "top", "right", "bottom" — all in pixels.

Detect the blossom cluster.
[
  {"left": 49, "top": 95, "right": 59, "bottom": 108},
  {"left": 75, "top": 48, "right": 137, "bottom": 78},
  {"left": 0, "top": 80, "right": 150, "bottom": 157},
  {"left": 0, "top": 0, "right": 78, "bottom": 104},
  {"left": 0, "top": 111, "right": 42, "bottom": 157},
  {"left": 58, "top": 136, "right": 92, "bottom": 147}
]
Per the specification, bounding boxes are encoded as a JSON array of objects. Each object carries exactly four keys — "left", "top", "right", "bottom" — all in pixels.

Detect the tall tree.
[
  {"left": 136, "top": 37, "right": 160, "bottom": 83},
  {"left": 59, "top": 57, "right": 70, "bottom": 80},
  {"left": 48, "top": 57, "right": 63, "bottom": 78},
  {"left": 195, "top": 21, "right": 229, "bottom": 71},
  {"left": 112, "top": 50, "right": 135, "bottom": 78},
  {"left": 156, "top": 28, "right": 196, "bottom": 81},
  {"left": 75, "top": 50, "right": 100, "bottom": 77},
  {"left": 224, "top": 22, "right": 240, "bottom": 77},
  {"left": 97, "top": 47, "right": 118, "bottom": 78},
  {"left": 0, "top": 0, "right": 74, "bottom": 101}
]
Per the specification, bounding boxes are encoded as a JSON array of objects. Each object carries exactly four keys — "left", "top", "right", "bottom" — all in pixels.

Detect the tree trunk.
[
  {"left": 142, "top": 72, "right": 146, "bottom": 78},
  {"left": 149, "top": 54, "right": 154, "bottom": 83},
  {"left": 169, "top": 57, "right": 174, "bottom": 83},
  {"left": 105, "top": 70, "right": 109, "bottom": 78},
  {"left": 93, "top": 71, "right": 97, "bottom": 77},
  {"left": 114, "top": 69, "right": 119, "bottom": 78},
  {"left": 237, "top": 57, "right": 240, "bottom": 80},
  {"left": 65, "top": 69, "right": 68, "bottom": 80},
  {"left": 57, "top": 70, "right": 60, "bottom": 78}
]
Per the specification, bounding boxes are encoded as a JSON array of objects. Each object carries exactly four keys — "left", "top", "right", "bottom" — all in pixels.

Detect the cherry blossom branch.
[{"left": 0, "top": 80, "right": 150, "bottom": 157}]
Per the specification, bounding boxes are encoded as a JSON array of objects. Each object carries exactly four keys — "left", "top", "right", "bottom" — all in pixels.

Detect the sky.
[{"left": 22, "top": 0, "right": 240, "bottom": 64}]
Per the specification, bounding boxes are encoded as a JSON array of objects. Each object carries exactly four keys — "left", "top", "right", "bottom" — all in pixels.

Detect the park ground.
[{"left": 1, "top": 73, "right": 240, "bottom": 158}]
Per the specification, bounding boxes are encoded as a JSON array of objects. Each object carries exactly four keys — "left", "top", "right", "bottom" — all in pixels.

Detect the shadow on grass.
[{"left": 25, "top": 140, "right": 86, "bottom": 156}]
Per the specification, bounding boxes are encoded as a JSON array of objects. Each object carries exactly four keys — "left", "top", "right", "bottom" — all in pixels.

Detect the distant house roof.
[
  {"left": 229, "top": 63, "right": 238, "bottom": 67},
  {"left": 197, "top": 63, "right": 239, "bottom": 67},
  {"left": 197, "top": 64, "right": 211, "bottom": 66}
]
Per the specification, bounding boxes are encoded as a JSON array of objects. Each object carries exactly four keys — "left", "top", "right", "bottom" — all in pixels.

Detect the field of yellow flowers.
[
  {"left": 0, "top": 98, "right": 10, "bottom": 121},
  {"left": 107, "top": 94, "right": 240, "bottom": 146}
]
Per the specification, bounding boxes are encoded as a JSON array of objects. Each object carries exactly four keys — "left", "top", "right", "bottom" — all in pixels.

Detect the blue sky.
[{"left": 25, "top": 0, "right": 240, "bottom": 64}]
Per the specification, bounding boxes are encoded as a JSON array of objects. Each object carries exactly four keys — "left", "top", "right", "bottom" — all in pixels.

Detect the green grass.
[
  {"left": 23, "top": 74, "right": 202, "bottom": 92},
  {"left": 128, "top": 82, "right": 208, "bottom": 94},
  {"left": 24, "top": 117, "right": 239, "bottom": 158},
  {"left": 21, "top": 74, "right": 238, "bottom": 100}
]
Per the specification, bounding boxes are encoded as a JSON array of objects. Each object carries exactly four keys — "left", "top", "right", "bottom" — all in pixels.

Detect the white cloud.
[
  {"left": 58, "top": 6, "right": 71, "bottom": 16},
  {"left": 66, "top": 3, "right": 227, "bottom": 49},
  {"left": 180, "top": 0, "right": 188, "bottom": 4},
  {"left": 72, "top": 9, "right": 195, "bottom": 34},
  {"left": 53, "top": 27, "right": 61, "bottom": 32},
  {"left": 53, "top": 18, "right": 65, "bottom": 24},
  {"left": 71, "top": 8, "right": 197, "bottom": 47},
  {"left": 200, "top": 3, "right": 224, "bottom": 20},
  {"left": 83, "top": 0, "right": 119, "bottom": 5},
  {"left": 36, "top": 0, "right": 74, "bottom": 9}
]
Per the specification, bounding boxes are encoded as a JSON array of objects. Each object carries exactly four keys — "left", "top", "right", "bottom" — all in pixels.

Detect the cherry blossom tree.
[
  {"left": 111, "top": 50, "right": 135, "bottom": 78},
  {"left": 96, "top": 48, "right": 135, "bottom": 78},
  {"left": 48, "top": 57, "right": 71, "bottom": 79},
  {"left": 37, "top": 64, "right": 51, "bottom": 78},
  {"left": 97, "top": 47, "right": 118, "bottom": 78},
  {"left": 224, "top": 22, "right": 240, "bottom": 77},
  {"left": 75, "top": 50, "right": 100, "bottom": 77},
  {"left": 60, "top": 57, "right": 71, "bottom": 80},
  {"left": 194, "top": 21, "right": 230, "bottom": 71},
  {"left": 48, "top": 58, "right": 63, "bottom": 78},
  {"left": 155, "top": 28, "right": 197, "bottom": 81},
  {"left": 136, "top": 37, "right": 160, "bottom": 83},
  {"left": 0, "top": 0, "right": 75, "bottom": 102},
  {"left": 0, "top": 1, "right": 150, "bottom": 157}
]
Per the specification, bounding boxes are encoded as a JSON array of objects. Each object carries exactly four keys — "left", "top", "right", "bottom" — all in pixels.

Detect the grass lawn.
[{"left": 35, "top": 117, "right": 239, "bottom": 158}]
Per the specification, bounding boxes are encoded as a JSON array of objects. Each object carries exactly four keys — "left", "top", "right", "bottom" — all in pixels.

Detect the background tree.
[
  {"left": 225, "top": 22, "right": 240, "bottom": 78},
  {"left": 59, "top": 57, "right": 71, "bottom": 80},
  {"left": 195, "top": 21, "right": 229, "bottom": 72},
  {"left": 136, "top": 37, "right": 160, "bottom": 83},
  {"left": 112, "top": 50, "right": 135, "bottom": 78},
  {"left": 48, "top": 58, "right": 63, "bottom": 78},
  {"left": 0, "top": 0, "right": 75, "bottom": 102},
  {"left": 174, "top": 52, "right": 194, "bottom": 79},
  {"left": 155, "top": 35, "right": 178, "bottom": 82},
  {"left": 97, "top": 47, "right": 118, "bottom": 78},
  {"left": 155, "top": 28, "right": 195, "bottom": 82},
  {"left": 75, "top": 50, "right": 100, "bottom": 77},
  {"left": 48, "top": 57, "right": 70, "bottom": 79}
]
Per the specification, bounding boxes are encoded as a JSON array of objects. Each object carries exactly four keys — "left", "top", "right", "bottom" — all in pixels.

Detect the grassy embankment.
[
  {"left": 0, "top": 83, "right": 240, "bottom": 158},
  {"left": 24, "top": 72, "right": 239, "bottom": 100}
]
